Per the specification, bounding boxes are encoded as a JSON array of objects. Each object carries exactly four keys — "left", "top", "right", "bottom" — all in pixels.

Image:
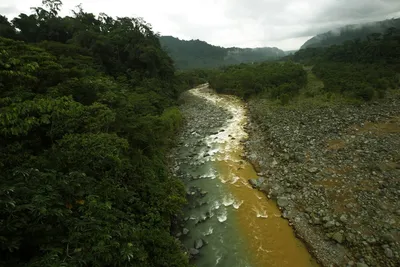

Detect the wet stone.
[
  {"left": 248, "top": 177, "right": 265, "bottom": 189},
  {"left": 194, "top": 239, "right": 204, "bottom": 249},
  {"left": 189, "top": 248, "right": 200, "bottom": 256}
]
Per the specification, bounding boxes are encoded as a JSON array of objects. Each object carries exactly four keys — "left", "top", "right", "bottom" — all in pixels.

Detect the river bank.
[
  {"left": 244, "top": 92, "right": 400, "bottom": 267},
  {"left": 170, "top": 84, "right": 317, "bottom": 267}
]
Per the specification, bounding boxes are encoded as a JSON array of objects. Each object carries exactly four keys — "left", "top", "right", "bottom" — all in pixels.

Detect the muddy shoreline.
[
  {"left": 242, "top": 115, "right": 343, "bottom": 267},
  {"left": 243, "top": 93, "right": 400, "bottom": 267}
]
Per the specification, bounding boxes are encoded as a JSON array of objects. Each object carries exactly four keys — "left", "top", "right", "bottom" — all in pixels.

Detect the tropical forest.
[{"left": 0, "top": 1, "right": 399, "bottom": 267}]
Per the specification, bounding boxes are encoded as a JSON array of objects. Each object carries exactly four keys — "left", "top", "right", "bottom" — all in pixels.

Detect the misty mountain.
[
  {"left": 284, "top": 50, "right": 298, "bottom": 55},
  {"left": 159, "top": 36, "right": 285, "bottom": 69},
  {"left": 301, "top": 18, "right": 400, "bottom": 49}
]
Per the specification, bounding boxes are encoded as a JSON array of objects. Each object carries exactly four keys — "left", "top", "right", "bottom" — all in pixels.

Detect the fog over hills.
[{"left": 300, "top": 18, "right": 400, "bottom": 49}]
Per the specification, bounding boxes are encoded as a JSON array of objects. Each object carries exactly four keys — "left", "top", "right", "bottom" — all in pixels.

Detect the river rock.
[
  {"left": 277, "top": 196, "right": 289, "bottom": 208},
  {"left": 356, "top": 263, "right": 368, "bottom": 267},
  {"left": 381, "top": 233, "right": 395, "bottom": 242},
  {"left": 194, "top": 239, "right": 204, "bottom": 249},
  {"left": 324, "top": 220, "right": 336, "bottom": 228},
  {"left": 200, "top": 190, "right": 208, "bottom": 197},
  {"left": 189, "top": 248, "right": 199, "bottom": 256},
  {"left": 339, "top": 214, "right": 348, "bottom": 223},
  {"left": 248, "top": 177, "right": 265, "bottom": 189},
  {"left": 384, "top": 247, "right": 393, "bottom": 258},
  {"left": 331, "top": 232, "right": 344, "bottom": 244},
  {"left": 307, "top": 167, "right": 319, "bottom": 173},
  {"left": 271, "top": 158, "right": 278, "bottom": 167},
  {"left": 270, "top": 184, "right": 285, "bottom": 198}
]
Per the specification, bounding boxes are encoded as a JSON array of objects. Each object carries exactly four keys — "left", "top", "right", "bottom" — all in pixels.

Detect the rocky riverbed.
[
  {"left": 244, "top": 92, "right": 400, "bottom": 267},
  {"left": 170, "top": 85, "right": 317, "bottom": 267},
  {"left": 170, "top": 87, "right": 249, "bottom": 266}
]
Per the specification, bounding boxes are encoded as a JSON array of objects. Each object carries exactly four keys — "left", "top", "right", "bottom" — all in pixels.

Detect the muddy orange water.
[
  {"left": 179, "top": 85, "right": 317, "bottom": 267},
  {"left": 216, "top": 143, "right": 317, "bottom": 267}
]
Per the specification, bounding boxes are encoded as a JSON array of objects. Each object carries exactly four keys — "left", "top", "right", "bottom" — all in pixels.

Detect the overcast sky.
[{"left": 1, "top": 0, "right": 400, "bottom": 50}]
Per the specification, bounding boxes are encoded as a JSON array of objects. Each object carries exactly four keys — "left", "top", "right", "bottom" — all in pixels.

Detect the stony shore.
[{"left": 244, "top": 92, "right": 400, "bottom": 267}]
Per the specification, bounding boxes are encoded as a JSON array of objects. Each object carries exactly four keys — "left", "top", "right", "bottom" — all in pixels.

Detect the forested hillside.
[
  {"left": 293, "top": 27, "right": 400, "bottom": 100},
  {"left": 204, "top": 26, "right": 399, "bottom": 104},
  {"left": 301, "top": 18, "right": 400, "bottom": 49},
  {"left": 160, "top": 36, "right": 285, "bottom": 69},
  {"left": 0, "top": 1, "right": 190, "bottom": 266}
]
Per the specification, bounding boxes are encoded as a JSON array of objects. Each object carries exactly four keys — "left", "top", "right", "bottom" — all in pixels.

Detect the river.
[{"left": 174, "top": 84, "right": 318, "bottom": 267}]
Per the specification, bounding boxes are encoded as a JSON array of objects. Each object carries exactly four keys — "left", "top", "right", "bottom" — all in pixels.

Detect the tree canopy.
[
  {"left": 209, "top": 62, "right": 307, "bottom": 102},
  {"left": 0, "top": 1, "right": 189, "bottom": 266},
  {"left": 206, "top": 26, "right": 399, "bottom": 104},
  {"left": 292, "top": 28, "right": 400, "bottom": 100}
]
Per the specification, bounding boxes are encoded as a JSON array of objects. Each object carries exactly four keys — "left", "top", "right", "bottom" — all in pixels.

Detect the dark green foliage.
[
  {"left": 291, "top": 28, "right": 400, "bottom": 101},
  {"left": 159, "top": 36, "right": 286, "bottom": 69},
  {"left": 175, "top": 69, "right": 215, "bottom": 91},
  {"left": 313, "top": 63, "right": 397, "bottom": 101},
  {"left": 0, "top": 1, "right": 188, "bottom": 266},
  {"left": 209, "top": 62, "right": 307, "bottom": 101},
  {"left": 0, "top": 15, "right": 16, "bottom": 39}
]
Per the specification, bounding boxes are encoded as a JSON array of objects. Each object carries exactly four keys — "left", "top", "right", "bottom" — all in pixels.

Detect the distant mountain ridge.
[
  {"left": 159, "top": 36, "right": 285, "bottom": 69},
  {"left": 301, "top": 18, "right": 400, "bottom": 49}
]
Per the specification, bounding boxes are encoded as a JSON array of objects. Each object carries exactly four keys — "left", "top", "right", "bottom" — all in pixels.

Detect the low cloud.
[{"left": 1, "top": 0, "right": 400, "bottom": 50}]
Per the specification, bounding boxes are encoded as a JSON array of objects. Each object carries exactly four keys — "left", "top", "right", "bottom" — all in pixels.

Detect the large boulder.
[{"left": 248, "top": 177, "right": 265, "bottom": 189}]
